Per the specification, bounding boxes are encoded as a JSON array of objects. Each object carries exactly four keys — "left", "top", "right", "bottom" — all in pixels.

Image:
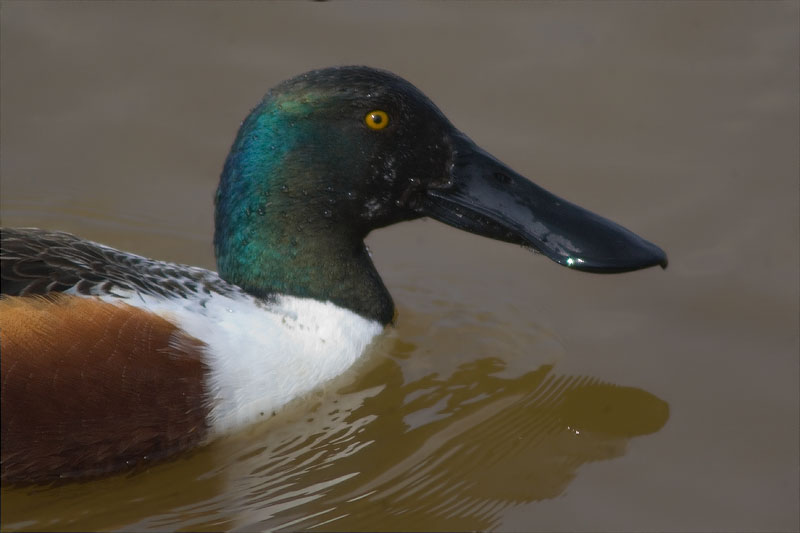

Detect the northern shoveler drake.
[{"left": 0, "top": 66, "right": 667, "bottom": 484}]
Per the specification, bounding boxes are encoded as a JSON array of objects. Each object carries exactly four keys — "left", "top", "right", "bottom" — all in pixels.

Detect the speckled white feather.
[{"left": 89, "top": 287, "right": 384, "bottom": 435}]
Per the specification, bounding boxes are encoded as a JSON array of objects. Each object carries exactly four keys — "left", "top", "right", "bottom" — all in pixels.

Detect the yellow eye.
[{"left": 365, "top": 110, "right": 389, "bottom": 130}]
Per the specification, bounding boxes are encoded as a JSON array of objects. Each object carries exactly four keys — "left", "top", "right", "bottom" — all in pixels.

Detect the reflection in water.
[
  {"left": 225, "top": 357, "right": 668, "bottom": 532},
  {"left": 1, "top": 306, "right": 668, "bottom": 532}
]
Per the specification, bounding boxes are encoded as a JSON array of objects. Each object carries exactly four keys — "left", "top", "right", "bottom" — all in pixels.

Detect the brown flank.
[{"left": 0, "top": 295, "right": 211, "bottom": 484}]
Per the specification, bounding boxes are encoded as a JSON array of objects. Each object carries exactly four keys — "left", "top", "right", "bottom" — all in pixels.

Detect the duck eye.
[{"left": 365, "top": 110, "right": 389, "bottom": 130}]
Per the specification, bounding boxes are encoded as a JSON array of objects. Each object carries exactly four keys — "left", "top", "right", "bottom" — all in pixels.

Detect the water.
[{"left": 1, "top": 2, "right": 798, "bottom": 531}]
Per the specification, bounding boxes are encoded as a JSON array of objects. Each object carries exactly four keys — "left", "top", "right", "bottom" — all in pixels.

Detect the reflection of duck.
[
  {"left": 222, "top": 354, "right": 669, "bottom": 532},
  {"left": 321, "top": 360, "right": 669, "bottom": 532},
  {"left": 193, "top": 357, "right": 668, "bottom": 531},
  {"left": 0, "top": 66, "right": 667, "bottom": 483}
]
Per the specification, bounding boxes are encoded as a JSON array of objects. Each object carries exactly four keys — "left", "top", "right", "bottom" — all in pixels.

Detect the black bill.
[{"left": 421, "top": 134, "right": 667, "bottom": 273}]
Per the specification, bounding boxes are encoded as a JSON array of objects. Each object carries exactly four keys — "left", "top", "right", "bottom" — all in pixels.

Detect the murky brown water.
[{"left": 1, "top": 2, "right": 798, "bottom": 531}]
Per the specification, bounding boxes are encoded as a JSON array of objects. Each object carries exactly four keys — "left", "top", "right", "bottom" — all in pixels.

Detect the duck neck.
[
  {"left": 213, "top": 100, "right": 394, "bottom": 325},
  {"left": 215, "top": 219, "right": 394, "bottom": 326}
]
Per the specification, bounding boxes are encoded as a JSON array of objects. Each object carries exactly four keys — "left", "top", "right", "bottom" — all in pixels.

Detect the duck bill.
[{"left": 421, "top": 135, "right": 667, "bottom": 273}]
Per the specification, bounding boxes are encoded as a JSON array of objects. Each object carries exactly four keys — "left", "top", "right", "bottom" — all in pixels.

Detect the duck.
[{"left": 0, "top": 66, "right": 667, "bottom": 484}]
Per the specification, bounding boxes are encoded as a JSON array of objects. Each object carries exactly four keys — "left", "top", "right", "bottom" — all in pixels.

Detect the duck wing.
[{"left": 0, "top": 227, "right": 236, "bottom": 300}]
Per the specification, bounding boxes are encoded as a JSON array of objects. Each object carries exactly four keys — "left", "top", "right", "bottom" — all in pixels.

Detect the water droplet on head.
[
  {"left": 323, "top": 209, "right": 332, "bottom": 218},
  {"left": 257, "top": 206, "right": 266, "bottom": 216},
  {"left": 281, "top": 185, "right": 289, "bottom": 193}
]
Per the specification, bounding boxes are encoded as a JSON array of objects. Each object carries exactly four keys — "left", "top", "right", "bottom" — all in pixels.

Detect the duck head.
[{"left": 215, "top": 66, "right": 667, "bottom": 325}]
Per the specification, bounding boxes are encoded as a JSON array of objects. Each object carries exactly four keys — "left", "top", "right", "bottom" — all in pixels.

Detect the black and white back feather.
[{"left": 0, "top": 228, "right": 238, "bottom": 300}]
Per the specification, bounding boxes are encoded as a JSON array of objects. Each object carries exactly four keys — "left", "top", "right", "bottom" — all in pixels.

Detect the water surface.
[{"left": 1, "top": 2, "right": 798, "bottom": 531}]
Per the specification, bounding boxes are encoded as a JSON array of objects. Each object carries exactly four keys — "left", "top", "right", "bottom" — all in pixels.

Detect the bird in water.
[{"left": 0, "top": 66, "right": 667, "bottom": 484}]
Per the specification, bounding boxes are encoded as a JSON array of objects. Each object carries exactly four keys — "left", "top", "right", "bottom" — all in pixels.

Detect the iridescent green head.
[
  {"left": 215, "top": 66, "right": 667, "bottom": 325},
  {"left": 214, "top": 67, "right": 455, "bottom": 323}
]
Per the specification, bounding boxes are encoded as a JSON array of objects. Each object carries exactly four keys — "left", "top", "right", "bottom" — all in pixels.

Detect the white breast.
[{"left": 93, "top": 289, "right": 384, "bottom": 435}]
